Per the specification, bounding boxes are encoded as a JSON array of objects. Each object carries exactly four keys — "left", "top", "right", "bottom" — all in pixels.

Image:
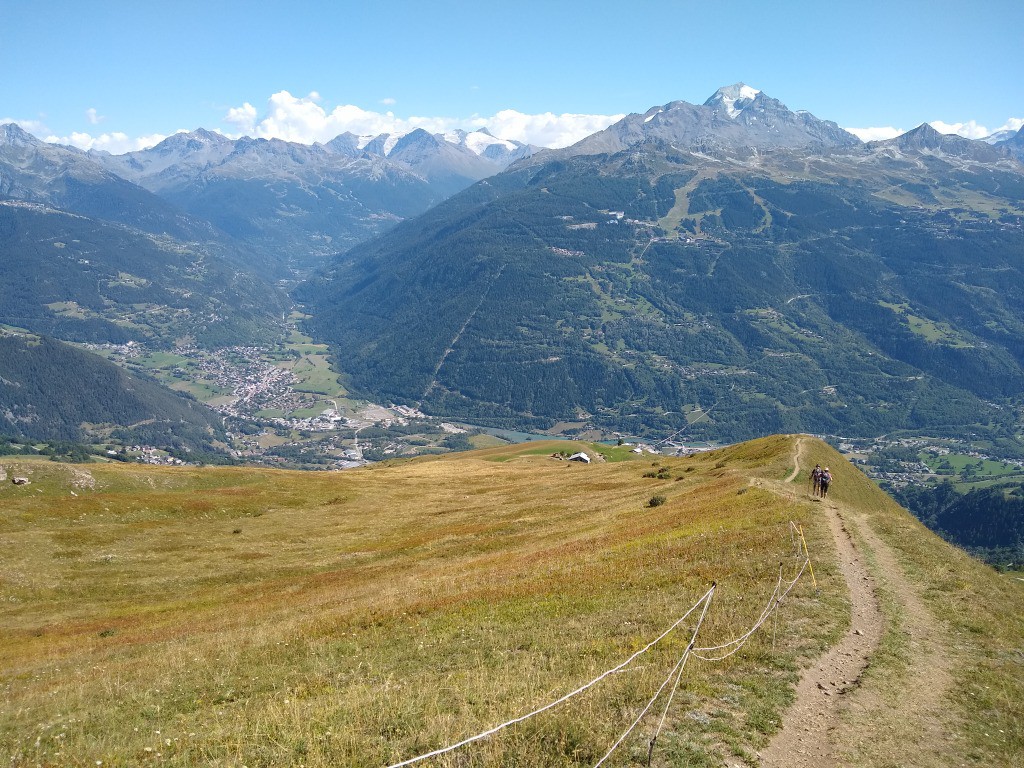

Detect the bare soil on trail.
[
  {"left": 835, "top": 514, "right": 960, "bottom": 766},
  {"left": 757, "top": 437, "right": 956, "bottom": 767}
]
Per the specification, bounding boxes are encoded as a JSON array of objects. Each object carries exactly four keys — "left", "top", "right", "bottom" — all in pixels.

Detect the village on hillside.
[{"left": 68, "top": 330, "right": 1024, "bottom": 492}]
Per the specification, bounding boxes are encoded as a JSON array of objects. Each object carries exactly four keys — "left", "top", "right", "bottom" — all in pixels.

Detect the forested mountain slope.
[
  {"left": 0, "top": 200, "right": 284, "bottom": 347},
  {"left": 301, "top": 88, "right": 1024, "bottom": 442},
  {"left": 0, "top": 331, "right": 226, "bottom": 452}
]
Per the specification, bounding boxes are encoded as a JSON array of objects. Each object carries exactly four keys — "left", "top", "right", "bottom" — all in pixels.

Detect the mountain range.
[
  {"left": 90, "top": 125, "right": 536, "bottom": 273},
  {"left": 300, "top": 85, "right": 1024, "bottom": 443},
  {"left": 1, "top": 122, "right": 537, "bottom": 278},
  {"left": 3, "top": 84, "right": 1024, "bottom": 449}
]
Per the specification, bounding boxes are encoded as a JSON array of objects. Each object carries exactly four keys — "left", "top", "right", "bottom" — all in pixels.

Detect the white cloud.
[
  {"left": 224, "top": 102, "right": 257, "bottom": 135},
  {"left": 843, "top": 125, "right": 904, "bottom": 142},
  {"left": 1, "top": 117, "right": 50, "bottom": 135},
  {"left": 44, "top": 131, "right": 169, "bottom": 154},
  {"left": 221, "top": 90, "right": 623, "bottom": 148},
  {"left": 994, "top": 117, "right": 1024, "bottom": 135},
  {"left": 380, "top": 97, "right": 396, "bottom": 106},
  {"left": 469, "top": 109, "right": 625, "bottom": 148},
  {"left": 8, "top": 92, "right": 624, "bottom": 153},
  {"left": 929, "top": 119, "right": 991, "bottom": 140}
]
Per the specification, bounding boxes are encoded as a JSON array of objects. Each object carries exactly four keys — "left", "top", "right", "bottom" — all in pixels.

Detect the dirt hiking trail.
[{"left": 757, "top": 437, "right": 958, "bottom": 767}]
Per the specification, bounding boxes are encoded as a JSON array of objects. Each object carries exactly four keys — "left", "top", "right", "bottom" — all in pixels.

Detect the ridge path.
[{"left": 757, "top": 436, "right": 956, "bottom": 767}]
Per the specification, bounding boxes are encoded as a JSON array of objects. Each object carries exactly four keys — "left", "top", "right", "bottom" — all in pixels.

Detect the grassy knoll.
[
  {"left": 466, "top": 433, "right": 508, "bottom": 450},
  {"left": 1, "top": 436, "right": 1017, "bottom": 766}
]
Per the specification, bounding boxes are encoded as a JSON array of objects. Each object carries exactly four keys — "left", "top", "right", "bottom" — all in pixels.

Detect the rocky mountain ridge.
[
  {"left": 542, "top": 82, "right": 861, "bottom": 161},
  {"left": 2, "top": 121, "right": 539, "bottom": 275},
  {"left": 94, "top": 125, "right": 535, "bottom": 190}
]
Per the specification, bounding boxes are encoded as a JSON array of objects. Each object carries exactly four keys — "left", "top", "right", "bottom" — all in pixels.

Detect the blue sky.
[{"left": 3, "top": 0, "right": 1022, "bottom": 153}]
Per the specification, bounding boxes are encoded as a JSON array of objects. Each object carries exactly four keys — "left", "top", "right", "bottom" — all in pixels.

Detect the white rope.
[
  {"left": 594, "top": 550, "right": 812, "bottom": 765},
  {"left": 691, "top": 559, "right": 808, "bottom": 662},
  {"left": 591, "top": 589, "right": 714, "bottom": 767},
  {"left": 691, "top": 565, "right": 784, "bottom": 655},
  {"left": 789, "top": 520, "right": 802, "bottom": 556},
  {"left": 648, "top": 587, "right": 714, "bottom": 752},
  {"left": 383, "top": 585, "right": 716, "bottom": 768}
]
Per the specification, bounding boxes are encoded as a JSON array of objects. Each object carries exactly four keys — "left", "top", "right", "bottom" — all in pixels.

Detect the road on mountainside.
[{"left": 758, "top": 437, "right": 955, "bottom": 768}]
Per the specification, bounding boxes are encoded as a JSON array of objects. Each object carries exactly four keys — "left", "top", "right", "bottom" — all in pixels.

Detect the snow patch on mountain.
[
  {"left": 736, "top": 84, "right": 760, "bottom": 101},
  {"left": 705, "top": 83, "right": 762, "bottom": 118},
  {"left": 464, "top": 130, "right": 517, "bottom": 155},
  {"left": 349, "top": 127, "right": 521, "bottom": 158},
  {"left": 382, "top": 134, "right": 402, "bottom": 155},
  {"left": 982, "top": 121, "right": 1024, "bottom": 144}
]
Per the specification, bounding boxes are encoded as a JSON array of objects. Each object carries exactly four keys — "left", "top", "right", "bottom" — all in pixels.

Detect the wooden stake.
[{"left": 798, "top": 525, "right": 817, "bottom": 590}]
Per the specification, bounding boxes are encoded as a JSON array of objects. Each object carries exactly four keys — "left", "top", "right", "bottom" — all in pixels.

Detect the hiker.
[
  {"left": 809, "top": 464, "right": 823, "bottom": 496},
  {"left": 819, "top": 467, "right": 832, "bottom": 498}
]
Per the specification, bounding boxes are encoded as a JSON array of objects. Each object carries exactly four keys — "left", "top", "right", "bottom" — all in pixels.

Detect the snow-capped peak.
[
  {"left": 325, "top": 127, "right": 530, "bottom": 164},
  {"left": 982, "top": 128, "right": 1020, "bottom": 145},
  {"left": 442, "top": 127, "right": 517, "bottom": 155},
  {"left": 467, "top": 131, "right": 517, "bottom": 155},
  {"left": 704, "top": 83, "right": 762, "bottom": 119}
]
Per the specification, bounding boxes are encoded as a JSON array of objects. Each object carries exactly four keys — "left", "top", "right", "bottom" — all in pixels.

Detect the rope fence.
[
  {"left": 384, "top": 524, "right": 814, "bottom": 768},
  {"left": 592, "top": 589, "right": 714, "bottom": 768},
  {"left": 384, "top": 586, "right": 716, "bottom": 768},
  {"left": 691, "top": 558, "right": 809, "bottom": 662}
]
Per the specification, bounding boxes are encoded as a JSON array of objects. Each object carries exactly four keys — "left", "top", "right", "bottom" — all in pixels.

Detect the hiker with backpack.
[
  {"left": 809, "top": 464, "right": 823, "bottom": 496},
  {"left": 819, "top": 467, "right": 833, "bottom": 498}
]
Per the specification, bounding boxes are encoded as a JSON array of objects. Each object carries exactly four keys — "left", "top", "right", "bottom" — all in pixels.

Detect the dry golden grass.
[{"left": 1, "top": 435, "right": 985, "bottom": 767}]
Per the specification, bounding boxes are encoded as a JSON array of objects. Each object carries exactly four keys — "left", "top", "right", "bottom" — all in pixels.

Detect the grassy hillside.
[{"left": 1, "top": 436, "right": 1021, "bottom": 766}]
